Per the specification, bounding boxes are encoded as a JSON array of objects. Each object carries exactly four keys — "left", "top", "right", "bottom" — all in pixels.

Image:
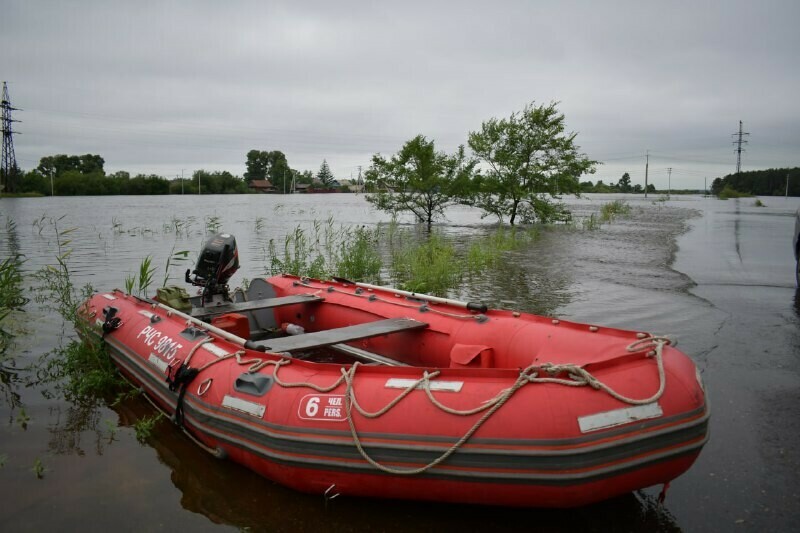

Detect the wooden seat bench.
[
  {"left": 191, "top": 294, "right": 323, "bottom": 319},
  {"left": 250, "top": 317, "right": 428, "bottom": 354}
]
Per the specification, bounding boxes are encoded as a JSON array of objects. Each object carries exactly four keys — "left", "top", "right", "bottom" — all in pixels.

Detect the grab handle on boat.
[{"left": 350, "top": 281, "right": 489, "bottom": 313}]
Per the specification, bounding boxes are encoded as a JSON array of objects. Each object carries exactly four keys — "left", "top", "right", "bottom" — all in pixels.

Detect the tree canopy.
[
  {"left": 37, "top": 154, "right": 105, "bottom": 177},
  {"left": 244, "top": 150, "right": 292, "bottom": 192},
  {"left": 365, "top": 135, "right": 476, "bottom": 231},
  {"left": 468, "top": 102, "right": 596, "bottom": 224},
  {"left": 316, "top": 159, "right": 335, "bottom": 187},
  {"left": 711, "top": 167, "right": 800, "bottom": 197}
]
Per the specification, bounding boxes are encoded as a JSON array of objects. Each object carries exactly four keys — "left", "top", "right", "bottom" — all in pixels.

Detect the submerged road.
[{"left": 669, "top": 196, "right": 800, "bottom": 531}]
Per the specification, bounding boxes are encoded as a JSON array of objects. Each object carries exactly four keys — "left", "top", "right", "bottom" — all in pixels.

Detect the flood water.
[{"left": 1, "top": 193, "right": 799, "bottom": 532}]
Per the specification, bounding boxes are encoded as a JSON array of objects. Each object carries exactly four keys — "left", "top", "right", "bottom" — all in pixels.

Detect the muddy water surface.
[{"left": 1, "top": 193, "right": 798, "bottom": 532}]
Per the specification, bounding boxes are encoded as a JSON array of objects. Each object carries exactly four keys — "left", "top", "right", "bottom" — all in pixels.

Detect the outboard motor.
[{"left": 186, "top": 233, "right": 239, "bottom": 305}]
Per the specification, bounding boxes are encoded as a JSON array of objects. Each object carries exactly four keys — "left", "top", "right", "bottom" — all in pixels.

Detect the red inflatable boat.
[{"left": 80, "top": 271, "right": 708, "bottom": 508}]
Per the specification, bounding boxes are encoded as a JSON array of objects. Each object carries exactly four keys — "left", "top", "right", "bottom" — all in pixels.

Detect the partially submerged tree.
[
  {"left": 365, "top": 135, "right": 476, "bottom": 231},
  {"left": 468, "top": 102, "right": 597, "bottom": 225}
]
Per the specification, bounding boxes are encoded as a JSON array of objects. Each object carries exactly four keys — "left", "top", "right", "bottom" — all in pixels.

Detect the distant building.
[{"left": 248, "top": 179, "right": 275, "bottom": 193}]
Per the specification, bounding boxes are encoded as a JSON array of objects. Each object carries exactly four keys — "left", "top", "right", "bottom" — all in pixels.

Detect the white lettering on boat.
[
  {"left": 222, "top": 395, "right": 266, "bottom": 418},
  {"left": 385, "top": 378, "right": 463, "bottom": 392},
  {"left": 136, "top": 325, "right": 183, "bottom": 360},
  {"left": 298, "top": 394, "right": 347, "bottom": 422},
  {"left": 578, "top": 403, "right": 663, "bottom": 433}
]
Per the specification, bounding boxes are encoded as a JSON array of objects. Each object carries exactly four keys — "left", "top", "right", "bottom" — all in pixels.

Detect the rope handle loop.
[{"left": 197, "top": 378, "right": 213, "bottom": 396}]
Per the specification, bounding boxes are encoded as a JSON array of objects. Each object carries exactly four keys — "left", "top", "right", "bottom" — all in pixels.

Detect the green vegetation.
[
  {"left": 316, "top": 159, "right": 335, "bottom": 188},
  {"left": 124, "top": 256, "right": 156, "bottom": 298},
  {"left": 244, "top": 149, "right": 293, "bottom": 190},
  {"left": 266, "top": 220, "right": 383, "bottom": 283},
  {"left": 0, "top": 245, "right": 28, "bottom": 355},
  {"left": 465, "top": 227, "right": 539, "bottom": 273},
  {"left": 390, "top": 233, "right": 460, "bottom": 294},
  {"left": 580, "top": 174, "right": 655, "bottom": 194},
  {"left": 754, "top": 198, "right": 765, "bottom": 207},
  {"left": 599, "top": 200, "right": 631, "bottom": 222},
  {"left": 468, "top": 101, "right": 596, "bottom": 225},
  {"left": 711, "top": 167, "right": 800, "bottom": 197},
  {"left": 31, "top": 457, "right": 46, "bottom": 479},
  {"left": 16, "top": 407, "right": 30, "bottom": 429},
  {"left": 32, "top": 217, "right": 121, "bottom": 400},
  {"left": 717, "top": 186, "right": 752, "bottom": 200},
  {"left": 265, "top": 220, "right": 542, "bottom": 297},
  {"left": 133, "top": 413, "right": 165, "bottom": 443},
  {"left": 365, "top": 135, "right": 476, "bottom": 231}
]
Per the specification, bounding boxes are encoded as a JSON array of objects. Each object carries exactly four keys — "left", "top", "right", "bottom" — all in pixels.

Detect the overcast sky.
[{"left": 2, "top": 0, "right": 798, "bottom": 189}]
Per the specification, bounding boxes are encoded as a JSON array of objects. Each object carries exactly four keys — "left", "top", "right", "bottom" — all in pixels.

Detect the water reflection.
[{"left": 124, "top": 400, "right": 682, "bottom": 532}]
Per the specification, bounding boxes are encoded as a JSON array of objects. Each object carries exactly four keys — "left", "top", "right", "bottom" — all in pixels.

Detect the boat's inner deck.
[{"left": 193, "top": 293, "right": 430, "bottom": 367}]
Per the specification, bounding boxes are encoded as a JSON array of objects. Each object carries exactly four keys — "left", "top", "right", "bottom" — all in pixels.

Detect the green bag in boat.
[{"left": 156, "top": 286, "right": 192, "bottom": 313}]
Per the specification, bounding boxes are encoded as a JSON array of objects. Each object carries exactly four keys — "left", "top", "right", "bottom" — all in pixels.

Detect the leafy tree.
[
  {"left": 316, "top": 159, "right": 335, "bottom": 188},
  {"left": 617, "top": 172, "right": 632, "bottom": 192},
  {"left": 244, "top": 150, "right": 292, "bottom": 192},
  {"left": 37, "top": 154, "right": 104, "bottom": 177},
  {"left": 711, "top": 167, "right": 800, "bottom": 196},
  {"left": 191, "top": 170, "right": 247, "bottom": 194},
  {"left": 468, "top": 102, "right": 596, "bottom": 225},
  {"left": 365, "top": 135, "right": 476, "bottom": 231},
  {"left": 19, "top": 170, "right": 49, "bottom": 195}
]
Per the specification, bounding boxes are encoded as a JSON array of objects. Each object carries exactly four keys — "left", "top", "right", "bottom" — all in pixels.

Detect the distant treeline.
[
  {"left": 4, "top": 152, "right": 336, "bottom": 196},
  {"left": 18, "top": 168, "right": 247, "bottom": 195},
  {"left": 711, "top": 167, "right": 800, "bottom": 197},
  {"left": 579, "top": 172, "right": 657, "bottom": 194},
  {"left": 6, "top": 154, "right": 247, "bottom": 196}
]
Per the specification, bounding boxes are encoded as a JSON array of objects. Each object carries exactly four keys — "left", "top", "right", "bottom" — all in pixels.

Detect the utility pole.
[
  {"left": 181, "top": 169, "right": 185, "bottom": 194},
  {"left": 357, "top": 165, "right": 363, "bottom": 194},
  {"left": 198, "top": 171, "right": 201, "bottom": 195},
  {"left": 1, "top": 82, "right": 21, "bottom": 194},
  {"left": 731, "top": 120, "right": 750, "bottom": 175},
  {"left": 644, "top": 151, "right": 649, "bottom": 198},
  {"left": 666, "top": 167, "right": 672, "bottom": 198},
  {"left": 786, "top": 173, "right": 790, "bottom": 198},
  {"left": 704, "top": 177, "right": 707, "bottom": 196}
]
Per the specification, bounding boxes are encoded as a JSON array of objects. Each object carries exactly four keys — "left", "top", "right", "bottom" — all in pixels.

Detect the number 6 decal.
[{"left": 305, "top": 396, "right": 320, "bottom": 417}]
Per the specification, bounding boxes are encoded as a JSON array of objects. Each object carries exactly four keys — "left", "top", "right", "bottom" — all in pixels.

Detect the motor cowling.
[{"left": 186, "top": 233, "right": 239, "bottom": 296}]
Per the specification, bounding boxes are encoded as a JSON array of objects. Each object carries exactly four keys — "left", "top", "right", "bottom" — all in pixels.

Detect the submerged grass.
[
  {"left": 266, "top": 219, "right": 382, "bottom": 283},
  {"left": 0, "top": 251, "right": 28, "bottom": 355},
  {"left": 717, "top": 186, "right": 752, "bottom": 200},
  {"left": 32, "top": 216, "right": 123, "bottom": 400},
  {"left": 264, "top": 219, "right": 543, "bottom": 298},
  {"left": 599, "top": 200, "right": 632, "bottom": 223}
]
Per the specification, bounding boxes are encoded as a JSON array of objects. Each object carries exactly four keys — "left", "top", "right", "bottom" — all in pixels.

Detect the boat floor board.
[
  {"left": 191, "top": 294, "right": 323, "bottom": 318},
  {"left": 253, "top": 318, "right": 428, "bottom": 353}
]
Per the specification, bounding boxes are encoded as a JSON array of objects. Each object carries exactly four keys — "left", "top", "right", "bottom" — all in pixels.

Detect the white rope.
[
  {"left": 173, "top": 327, "right": 672, "bottom": 475},
  {"left": 254, "top": 335, "right": 672, "bottom": 475}
]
